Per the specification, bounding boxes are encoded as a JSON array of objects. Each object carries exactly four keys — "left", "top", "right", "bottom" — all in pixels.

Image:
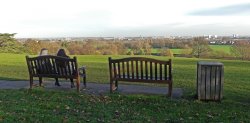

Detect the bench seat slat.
[
  {"left": 140, "top": 61, "right": 143, "bottom": 79},
  {"left": 150, "top": 62, "right": 153, "bottom": 80},
  {"left": 122, "top": 62, "right": 125, "bottom": 78},
  {"left": 126, "top": 61, "right": 130, "bottom": 78},
  {"left": 131, "top": 60, "right": 134, "bottom": 79},
  {"left": 136, "top": 60, "right": 139, "bottom": 79},
  {"left": 116, "top": 78, "right": 172, "bottom": 84},
  {"left": 115, "top": 75, "right": 171, "bottom": 81},
  {"left": 160, "top": 64, "right": 162, "bottom": 80},
  {"left": 118, "top": 62, "right": 121, "bottom": 78},
  {"left": 145, "top": 61, "right": 148, "bottom": 80}
]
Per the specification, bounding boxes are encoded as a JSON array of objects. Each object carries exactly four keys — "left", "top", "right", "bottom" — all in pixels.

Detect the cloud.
[{"left": 189, "top": 3, "right": 250, "bottom": 16}]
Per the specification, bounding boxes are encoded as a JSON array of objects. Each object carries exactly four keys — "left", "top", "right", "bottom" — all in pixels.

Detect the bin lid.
[{"left": 197, "top": 61, "right": 223, "bottom": 66}]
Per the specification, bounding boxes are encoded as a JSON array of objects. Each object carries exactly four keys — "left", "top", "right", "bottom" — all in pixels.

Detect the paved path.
[{"left": 0, "top": 80, "right": 183, "bottom": 98}]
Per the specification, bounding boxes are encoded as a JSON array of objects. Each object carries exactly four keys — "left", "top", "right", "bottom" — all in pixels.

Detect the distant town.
[{"left": 17, "top": 34, "right": 250, "bottom": 45}]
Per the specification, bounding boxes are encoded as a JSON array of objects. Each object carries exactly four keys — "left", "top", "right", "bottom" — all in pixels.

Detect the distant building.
[
  {"left": 214, "top": 35, "right": 218, "bottom": 38},
  {"left": 208, "top": 35, "right": 212, "bottom": 39},
  {"left": 233, "top": 34, "right": 239, "bottom": 38},
  {"left": 209, "top": 41, "right": 216, "bottom": 44}
]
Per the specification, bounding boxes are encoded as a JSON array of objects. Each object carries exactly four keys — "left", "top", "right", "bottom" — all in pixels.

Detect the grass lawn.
[
  {"left": 0, "top": 53, "right": 249, "bottom": 122},
  {"left": 0, "top": 89, "right": 249, "bottom": 122},
  {"left": 209, "top": 45, "right": 232, "bottom": 54}
]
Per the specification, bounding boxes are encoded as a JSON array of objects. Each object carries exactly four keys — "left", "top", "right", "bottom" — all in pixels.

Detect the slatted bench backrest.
[
  {"left": 109, "top": 57, "right": 172, "bottom": 83},
  {"left": 26, "top": 55, "right": 78, "bottom": 78}
]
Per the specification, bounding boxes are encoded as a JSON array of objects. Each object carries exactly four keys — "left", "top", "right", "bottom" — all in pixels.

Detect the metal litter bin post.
[{"left": 197, "top": 61, "right": 224, "bottom": 101}]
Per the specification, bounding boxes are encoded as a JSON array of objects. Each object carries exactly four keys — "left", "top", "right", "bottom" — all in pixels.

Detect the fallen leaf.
[
  {"left": 65, "top": 105, "right": 70, "bottom": 110},
  {"left": 207, "top": 114, "right": 213, "bottom": 119}
]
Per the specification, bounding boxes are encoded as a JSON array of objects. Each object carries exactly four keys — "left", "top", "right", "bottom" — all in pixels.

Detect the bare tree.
[
  {"left": 230, "top": 41, "right": 250, "bottom": 60},
  {"left": 191, "top": 37, "right": 212, "bottom": 58}
]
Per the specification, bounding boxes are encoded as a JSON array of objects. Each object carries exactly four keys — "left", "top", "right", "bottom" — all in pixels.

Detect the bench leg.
[
  {"left": 30, "top": 76, "right": 33, "bottom": 89},
  {"left": 39, "top": 77, "right": 42, "bottom": 86},
  {"left": 83, "top": 76, "right": 86, "bottom": 88},
  {"left": 76, "top": 77, "right": 80, "bottom": 92},
  {"left": 70, "top": 79, "right": 75, "bottom": 88},
  {"left": 55, "top": 78, "right": 61, "bottom": 86},
  {"left": 110, "top": 80, "right": 117, "bottom": 93},
  {"left": 168, "top": 82, "right": 173, "bottom": 97},
  {"left": 110, "top": 80, "right": 113, "bottom": 93},
  {"left": 115, "top": 80, "right": 118, "bottom": 90}
]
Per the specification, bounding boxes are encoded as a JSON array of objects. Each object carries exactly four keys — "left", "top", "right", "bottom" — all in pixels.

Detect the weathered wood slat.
[
  {"left": 210, "top": 66, "right": 215, "bottom": 100},
  {"left": 118, "top": 62, "right": 121, "bottom": 78},
  {"left": 140, "top": 61, "right": 143, "bottom": 79},
  {"left": 122, "top": 62, "right": 125, "bottom": 79},
  {"left": 113, "top": 62, "right": 117, "bottom": 79},
  {"left": 34, "top": 60, "right": 39, "bottom": 74},
  {"left": 131, "top": 60, "right": 134, "bottom": 79},
  {"left": 126, "top": 61, "right": 130, "bottom": 78},
  {"left": 205, "top": 66, "right": 211, "bottom": 100},
  {"left": 160, "top": 64, "right": 162, "bottom": 80},
  {"left": 164, "top": 64, "right": 167, "bottom": 80},
  {"left": 38, "top": 59, "right": 44, "bottom": 74},
  {"left": 51, "top": 59, "right": 56, "bottom": 74},
  {"left": 150, "top": 62, "right": 153, "bottom": 80},
  {"left": 31, "top": 61, "right": 35, "bottom": 75},
  {"left": 67, "top": 61, "right": 71, "bottom": 75},
  {"left": 169, "top": 60, "right": 172, "bottom": 80},
  {"left": 136, "top": 60, "right": 139, "bottom": 79},
  {"left": 145, "top": 61, "right": 148, "bottom": 80},
  {"left": 201, "top": 66, "right": 206, "bottom": 99},
  {"left": 155, "top": 63, "right": 157, "bottom": 80},
  {"left": 215, "top": 66, "right": 219, "bottom": 100}
]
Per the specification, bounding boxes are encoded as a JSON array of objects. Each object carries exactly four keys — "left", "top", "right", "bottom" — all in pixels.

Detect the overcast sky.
[{"left": 0, "top": 0, "right": 250, "bottom": 38}]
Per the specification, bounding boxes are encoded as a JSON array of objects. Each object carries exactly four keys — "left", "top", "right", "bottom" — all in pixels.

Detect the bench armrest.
[
  {"left": 79, "top": 66, "right": 86, "bottom": 70},
  {"left": 79, "top": 66, "right": 86, "bottom": 74}
]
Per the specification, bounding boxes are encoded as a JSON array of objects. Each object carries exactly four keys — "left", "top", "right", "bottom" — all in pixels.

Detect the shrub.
[{"left": 159, "top": 48, "right": 174, "bottom": 57}]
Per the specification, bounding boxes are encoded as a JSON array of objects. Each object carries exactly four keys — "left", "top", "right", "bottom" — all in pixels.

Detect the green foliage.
[
  {"left": 67, "top": 41, "right": 127, "bottom": 55},
  {"left": 23, "top": 39, "right": 61, "bottom": 55},
  {"left": 159, "top": 48, "right": 174, "bottom": 57},
  {"left": 0, "top": 33, "right": 26, "bottom": 53},
  {"left": 127, "top": 50, "right": 134, "bottom": 55},
  {"left": 130, "top": 41, "right": 151, "bottom": 55}
]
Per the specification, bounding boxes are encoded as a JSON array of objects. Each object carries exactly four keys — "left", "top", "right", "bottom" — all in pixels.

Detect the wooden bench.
[
  {"left": 108, "top": 57, "right": 173, "bottom": 96},
  {"left": 26, "top": 55, "right": 84, "bottom": 92}
]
